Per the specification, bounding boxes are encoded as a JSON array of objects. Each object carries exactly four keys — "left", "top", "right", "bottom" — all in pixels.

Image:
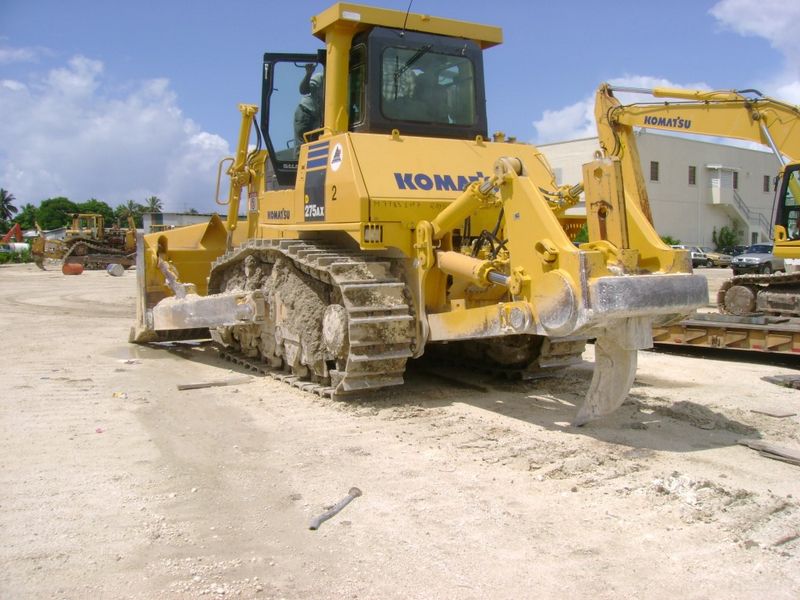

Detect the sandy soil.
[{"left": 1, "top": 263, "right": 799, "bottom": 599}]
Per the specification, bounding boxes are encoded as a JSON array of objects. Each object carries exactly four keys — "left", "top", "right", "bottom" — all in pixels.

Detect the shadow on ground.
[{"left": 142, "top": 340, "right": 761, "bottom": 454}]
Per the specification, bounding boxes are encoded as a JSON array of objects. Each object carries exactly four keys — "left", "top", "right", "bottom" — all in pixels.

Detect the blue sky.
[{"left": 1, "top": 0, "right": 798, "bottom": 212}]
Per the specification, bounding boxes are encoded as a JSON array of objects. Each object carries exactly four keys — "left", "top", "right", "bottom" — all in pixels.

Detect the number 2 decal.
[{"left": 331, "top": 185, "right": 337, "bottom": 201}]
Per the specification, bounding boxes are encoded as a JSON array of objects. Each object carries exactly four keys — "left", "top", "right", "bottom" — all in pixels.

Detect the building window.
[
  {"left": 764, "top": 175, "right": 771, "bottom": 192},
  {"left": 688, "top": 165, "right": 696, "bottom": 185},
  {"left": 733, "top": 171, "right": 739, "bottom": 189},
  {"left": 650, "top": 161, "right": 659, "bottom": 182}
]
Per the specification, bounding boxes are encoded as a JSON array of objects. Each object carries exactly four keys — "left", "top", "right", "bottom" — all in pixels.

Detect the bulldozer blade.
[
  {"left": 573, "top": 317, "right": 652, "bottom": 426},
  {"left": 34, "top": 257, "right": 45, "bottom": 270}
]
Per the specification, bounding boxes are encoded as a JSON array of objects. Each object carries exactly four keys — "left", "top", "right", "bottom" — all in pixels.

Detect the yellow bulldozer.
[
  {"left": 130, "top": 3, "right": 707, "bottom": 425},
  {"left": 32, "top": 213, "right": 137, "bottom": 270}
]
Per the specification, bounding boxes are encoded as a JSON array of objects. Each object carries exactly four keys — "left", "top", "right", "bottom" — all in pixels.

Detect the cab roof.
[{"left": 311, "top": 2, "right": 503, "bottom": 49}]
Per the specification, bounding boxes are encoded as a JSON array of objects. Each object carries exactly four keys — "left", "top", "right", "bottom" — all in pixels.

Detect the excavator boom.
[{"left": 1, "top": 223, "right": 23, "bottom": 243}]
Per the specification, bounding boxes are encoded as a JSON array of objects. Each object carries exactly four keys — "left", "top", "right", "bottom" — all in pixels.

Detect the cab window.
[
  {"left": 349, "top": 44, "right": 366, "bottom": 126},
  {"left": 380, "top": 46, "right": 475, "bottom": 126}
]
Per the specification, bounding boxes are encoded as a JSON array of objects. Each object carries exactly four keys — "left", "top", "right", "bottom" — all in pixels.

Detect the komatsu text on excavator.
[
  {"left": 594, "top": 83, "right": 800, "bottom": 353},
  {"left": 130, "top": 3, "right": 707, "bottom": 425}
]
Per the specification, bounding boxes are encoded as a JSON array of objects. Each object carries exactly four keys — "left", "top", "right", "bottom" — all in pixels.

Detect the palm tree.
[
  {"left": 0, "top": 189, "right": 18, "bottom": 221},
  {"left": 145, "top": 195, "right": 163, "bottom": 213},
  {"left": 125, "top": 199, "right": 142, "bottom": 218},
  {"left": 116, "top": 199, "right": 144, "bottom": 228}
]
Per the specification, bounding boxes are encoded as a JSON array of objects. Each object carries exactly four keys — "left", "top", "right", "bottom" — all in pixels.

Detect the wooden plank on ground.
[{"left": 738, "top": 439, "right": 800, "bottom": 467}]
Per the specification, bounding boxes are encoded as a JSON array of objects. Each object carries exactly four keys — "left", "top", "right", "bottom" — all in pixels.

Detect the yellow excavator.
[
  {"left": 595, "top": 83, "right": 800, "bottom": 353},
  {"left": 32, "top": 213, "right": 137, "bottom": 270},
  {"left": 130, "top": 3, "right": 707, "bottom": 425}
]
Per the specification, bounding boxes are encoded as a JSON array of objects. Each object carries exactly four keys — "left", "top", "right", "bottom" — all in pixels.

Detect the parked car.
[
  {"left": 722, "top": 245, "right": 749, "bottom": 256},
  {"left": 699, "top": 246, "right": 732, "bottom": 268},
  {"left": 670, "top": 245, "right": 708, "bottom": 268},
  {"left": 730, "top": 244, "right": 785, "bottom": 275}
]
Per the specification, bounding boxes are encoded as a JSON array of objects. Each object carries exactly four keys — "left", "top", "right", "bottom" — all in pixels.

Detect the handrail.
[{"left": 732, "top": 189, "right": 771, "bottom": 237}]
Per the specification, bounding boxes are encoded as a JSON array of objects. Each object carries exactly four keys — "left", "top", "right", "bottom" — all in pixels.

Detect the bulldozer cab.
[
  {"left": 260, "top": 10, "right": 491, "bottom": 188},
  {"left": 68, "top": 214, "right": 105, "bottom": 239}
]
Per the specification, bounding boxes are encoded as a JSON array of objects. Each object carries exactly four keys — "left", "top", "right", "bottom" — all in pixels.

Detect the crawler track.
[
  {"left": 204, "top": 239, "right": 589, "bottom": 394},
  {"left": 717, "top": 271, "right": 800, "bottom": 316},
  {"left": 216, "top": 345, "right": 336, "bottom": 397},
  {"left": 62, "top": 238, "right": 135, "bottom": 270},
  {"left": 208, "top": 239, "right": 415, "bottom": 395}
]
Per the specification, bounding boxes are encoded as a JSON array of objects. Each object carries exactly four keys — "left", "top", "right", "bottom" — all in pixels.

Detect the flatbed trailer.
[{"left": 653, "top": 313, "right": 800, "bottom": 355}]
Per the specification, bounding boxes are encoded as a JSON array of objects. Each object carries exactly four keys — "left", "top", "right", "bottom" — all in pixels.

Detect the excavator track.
[
  {"left": 652, "top": 271, "right": 800, "bottom": 355},
  {"left": 208, "top": 239, "right": 415, "bottom": 395},
  {"left": 717, "top": 271, "right": 800, "bottom": 316}
]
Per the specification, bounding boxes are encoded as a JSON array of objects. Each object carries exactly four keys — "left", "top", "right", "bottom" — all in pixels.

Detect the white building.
[
  {"left": 539, "top": 131, "right": 780, "bottom": 247},
  {"left": 142, "top": 212, "right": 217, "bottom": 232}
]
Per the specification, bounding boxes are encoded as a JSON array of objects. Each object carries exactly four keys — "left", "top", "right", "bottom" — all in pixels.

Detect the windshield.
[
  {"left": 380, "top": 46, "right": 476, "bottom": 126},
  {"left": 779, "top": 165, "right": 800, "bottom": 239},
  {"left": 748, "top": 244, "right": 773, "bottom": 253}
]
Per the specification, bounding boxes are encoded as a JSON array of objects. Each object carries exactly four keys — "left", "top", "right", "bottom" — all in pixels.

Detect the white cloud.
[
  {"left": 533, "top": 1, "right": 800, "bottom": 146},
  {"left": 1, "top": 80, "right": 26, "bottom": 92},
  {"left": 0, "top": 45, "right": 39, "bottom": 64},
  {"left": 710, "top": 0, "right": 800, "bottom": 102},
  {"left": 0, "top": 53, "right": 229, "bottom": 212},
  {"left": 531, "top": 76, "right": 710, "bottom": 145},
  {"left": 531, "top": 100, "right": 596, "bottom": 146}
]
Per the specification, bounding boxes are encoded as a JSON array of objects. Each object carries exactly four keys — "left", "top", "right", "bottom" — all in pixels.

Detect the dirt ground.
[{"left": 1, "top": 263, "right": 799, "bottom": 599}]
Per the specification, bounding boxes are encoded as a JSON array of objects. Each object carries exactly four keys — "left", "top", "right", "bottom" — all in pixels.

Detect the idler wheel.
[
  {"left": 723, "top": 284, "right": 757, "bottom": 315},
  {"left": 322, "top": 304, "right": 349, "bottom": 358}
]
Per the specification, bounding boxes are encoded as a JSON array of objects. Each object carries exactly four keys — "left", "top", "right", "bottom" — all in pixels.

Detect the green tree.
[
  {"left": 37, "top": 197, "right": 79, "bottom": 230},
  {"left": 77, "top": 198, "right": 115, "bottom": 224},
  {"left": 144, "top": 195, "right": 163, "bottom": 213},
  {"left": 13, "top": 203, "right": 38, "bottom": 230},
  {"left": 0, "top": 188, "right": 18, "bottom": 221},
  {"left": 115, "top": 199, "right": 145, "bottom": 228},
  {"left": 573, "top": 224, "right": 589, "bottom": 243},
  {"left": 661, "top": 234, "right": 681, "bottom": 245},
  {"left": 187, "top": 207, "right": 199, "bottom": 215},
  {"left": 712, "top": 223, "right": 743, "bottom": 251}
]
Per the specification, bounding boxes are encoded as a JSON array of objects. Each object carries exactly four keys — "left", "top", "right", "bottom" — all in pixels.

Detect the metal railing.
[{"left": 732, "top": 189, "right": 771, "bottom": 238}]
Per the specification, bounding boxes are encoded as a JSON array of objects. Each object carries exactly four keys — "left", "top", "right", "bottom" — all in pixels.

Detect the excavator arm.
[
  {"left": 595, "top": 83, "right": 800, "bottom": 233},
  {"left": 597, "top": 84, "right": 800, "bottom": 160},
  {"left": 1, "top": 223, "right": 23, "bottom": 243}
]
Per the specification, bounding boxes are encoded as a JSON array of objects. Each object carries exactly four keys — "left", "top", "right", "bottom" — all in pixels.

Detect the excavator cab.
[
  {"left": 260, "top": 23, "right": 490, "bottom": 188},
  {"left": 775, "top": 163, "right": 800, "bottom": 242}
]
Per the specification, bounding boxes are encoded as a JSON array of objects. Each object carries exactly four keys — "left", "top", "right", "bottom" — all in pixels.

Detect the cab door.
[{"left": 261, "top": 52, "right": 324, "bottom": 188}]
